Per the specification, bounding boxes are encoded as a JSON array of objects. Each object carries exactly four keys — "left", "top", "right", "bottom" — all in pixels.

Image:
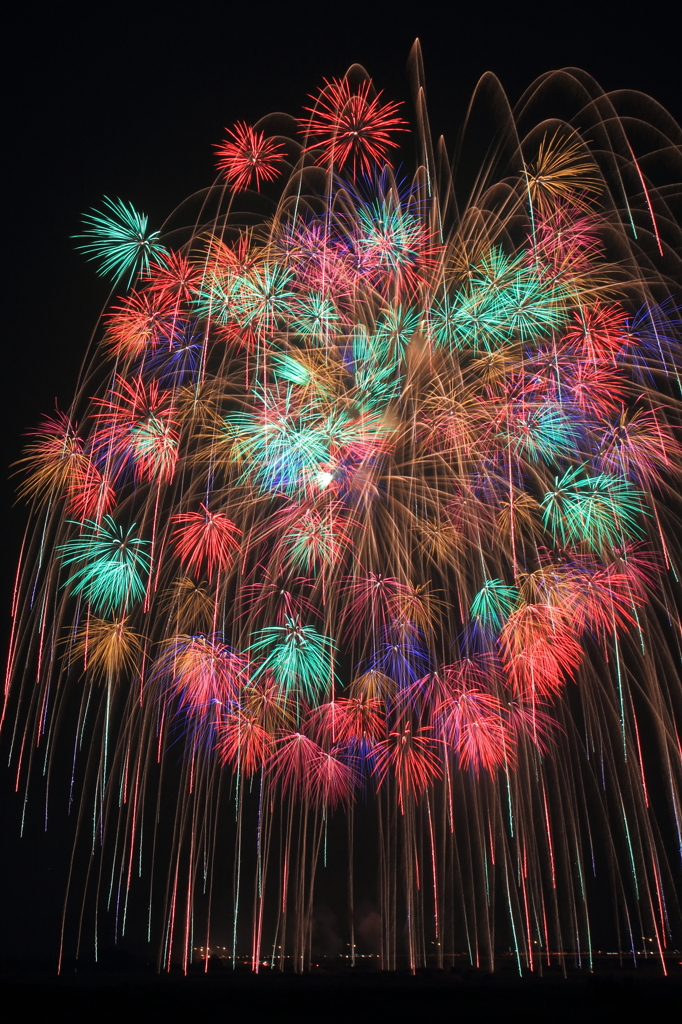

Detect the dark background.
[{"left": 2, "top": 0, "right": 681, "bottom": 968}]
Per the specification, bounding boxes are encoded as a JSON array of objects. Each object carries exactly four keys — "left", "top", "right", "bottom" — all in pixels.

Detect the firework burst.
[{"left": 6, "top": 53, "right": 682, "bottom": 976}]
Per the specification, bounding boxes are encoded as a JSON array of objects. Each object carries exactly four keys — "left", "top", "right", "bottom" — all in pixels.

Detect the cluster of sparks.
[{"left": 6, "top": 64, "right": 682, "bottom": 974}]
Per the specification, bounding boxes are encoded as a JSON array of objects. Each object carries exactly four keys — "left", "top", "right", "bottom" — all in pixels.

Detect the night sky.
[{"left": 2, "top": 0, "right": 681, "bottom": 963}]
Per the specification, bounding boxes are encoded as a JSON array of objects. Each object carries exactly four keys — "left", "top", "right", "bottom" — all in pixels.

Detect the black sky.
[{"left": 1, "top": 0, "right": 681, "bottom": 961}]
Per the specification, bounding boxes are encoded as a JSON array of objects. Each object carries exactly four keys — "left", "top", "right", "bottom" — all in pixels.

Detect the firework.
[
  {"left": 6, "top": 50, "right": 682, "bottom": 976},
  {"left": 215, "top": 122, "right": 286, "bottom": 192}
]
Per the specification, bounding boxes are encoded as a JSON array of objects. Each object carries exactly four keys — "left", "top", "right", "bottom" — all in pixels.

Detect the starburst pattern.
[
  {"left": 302, "top": 76, "right": 407, "bottom": 176},
  {"left": 76, "top": 197, "right": 168, "bottom": 286},
  {"left": 57, "top": 516, "right": 150, "bottom": 614},
  {"left": 215, "top": 122, "right": 286, "bottom": 191}
]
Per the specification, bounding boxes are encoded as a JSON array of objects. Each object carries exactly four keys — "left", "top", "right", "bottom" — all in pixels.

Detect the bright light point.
[{"left": 317, "top": 471, "right": 333, "bottom": 489}]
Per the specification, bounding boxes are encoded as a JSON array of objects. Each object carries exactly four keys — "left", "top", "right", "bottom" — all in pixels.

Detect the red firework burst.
[
  {"left": 66, "top": 459, "right": 116, "bottom": 521},
  {"left": 435, "top": 682, "right": 512, "bottom": 775},
  {"left": 372, "top": 722, "right": 441, "bottom": 811},
  {"left": 214, "top": 122, "right": 286, "bottom": 192},
  {"left": 92, "top": 375, "right": 179, "bottom": 484},
  {"left": 341, "top": 573, "right": 414, "bottom": 642},
  {"left": 170, "top": 504, "right": 242, "bottom": 581},
  {"left": 500, "top": 604, "right": 583, "bottom": 699},
  {"left": 144, "top": 251, "right": 202, "bottom": 304},
  {"left": 306, "top": 696, "right": 385, "bottom": 747},
  {"left": 562, "top": 301, "right": 630, "bottom": 361},
  {"left": 104, "top": 290, "right": 182, "bottom": 360},
  {"left": 266, "top": 732, "right": 356, "bottom": 807},
  {"left": 216, "top": 707, "right": 272, "bottom": 776},
  {"left": 301, "top": 77, "right": 407, "bottom": 176}
]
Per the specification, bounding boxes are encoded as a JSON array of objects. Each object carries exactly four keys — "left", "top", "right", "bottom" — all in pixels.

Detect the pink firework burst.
[
  {"left": 267, "top": 732, "right": 356, "bottom": 807},
  {"left": 434, "top": 675, "right": 513, "bottom": 775},
  {"left": 157, "top": 634, "right": 248, "bottom": 711}
]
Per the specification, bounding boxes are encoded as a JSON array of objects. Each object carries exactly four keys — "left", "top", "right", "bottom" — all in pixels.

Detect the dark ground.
[{"left": 2, "top": 957, "right": 681, "bottom": 1022}]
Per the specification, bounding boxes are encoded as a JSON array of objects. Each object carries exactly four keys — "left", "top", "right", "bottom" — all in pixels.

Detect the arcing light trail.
[{"left": 5, "top": 47, "right": 682, "bottom": 974}]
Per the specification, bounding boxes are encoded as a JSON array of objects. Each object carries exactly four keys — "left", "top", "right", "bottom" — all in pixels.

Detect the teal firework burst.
[
  {"left": 449, "top": 289, "right": 510, "bottom": 351},
  {"left": 449, "top": 247, "right": 567, "bottom": 349},
  {"left": 249, "top": 617, "right": 337, "bottom": 702},
  {"left": 231, "top": 264, "right": 295, "bottom": 335},
  {"left": 541, "top": 467, "right": 645, "bottom": 550},
  {"left": 290, "top": 292, "right": 340, "bottom": 341},
  {"left": 225, "top": 391, "right": 329, "bottom": 497},
  {"left": 77, "top": 198, "right": 168, "bottom": 288},
  {"left": 226, "top": 391, "right": 390, "bottom": 497},
  {"left": 507, "top": 403, "right": 580, "bottom": 463},
  {"left": 374, "top": 305, "right": 422, "bottom": 351},
  {"left": 429, "top": 295, "right": 458, "bottom": 349},
  {"left": 58, "top": 517, "right": 150, "bottom": 614},
  {"left": 470, "top": 579, "right": 519, "bottom": 632},
  {"left": 350, "top": 324, "right": 403, "bottom": 410},
  {"left": 271, "top": 354, "right": 315, "bottom": 389},
  {"left": 194, "top": 275, "right": 232, "bottom": 326},
  {"left": 491, "top": 267, "right": 567, "bottom": 341}
]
